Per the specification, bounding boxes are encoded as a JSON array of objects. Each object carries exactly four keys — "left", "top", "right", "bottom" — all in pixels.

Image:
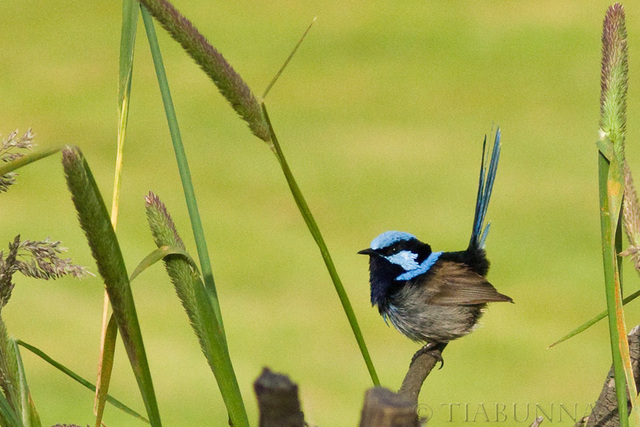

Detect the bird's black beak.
[{"left": 358, "top": 248, "right": 376, "bottom": 255}]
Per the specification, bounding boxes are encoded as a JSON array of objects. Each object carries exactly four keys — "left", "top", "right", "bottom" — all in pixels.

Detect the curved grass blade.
[
  {"left": 549, "top": 288, "right": 640, "bottom": 348},
  {"left": 95, "top": 1, "right": 141, "bottom": 420},
  {"left": 13, "top": 340, "right": 40, "bottom": 426},
  {"left": 130, "top": 245, "right": 198, "bottom": 283},
  {"left": 0, "top": 392, "right": 20, "bottom": 427},
  {"left": 62, "top": 146, "right": 161, "bottom": 426},
  {"left": 0, "top": 146, "right": 61, "bottom": 176},
  {"left": 16, "top": 340, "right": 148, "bottom": 423},
  {"left": 145, "top": 193, "right": 248, "bottom": 427}
]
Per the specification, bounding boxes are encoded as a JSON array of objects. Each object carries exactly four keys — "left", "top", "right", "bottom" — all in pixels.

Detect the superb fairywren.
[{"left": 359, "top": 129, "right": 512, "bottom": 350}]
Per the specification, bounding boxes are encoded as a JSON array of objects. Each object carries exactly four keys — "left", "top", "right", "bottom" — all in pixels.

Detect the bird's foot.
[{"left": 411, "top": 342, "right": 448, "bottom": 369}]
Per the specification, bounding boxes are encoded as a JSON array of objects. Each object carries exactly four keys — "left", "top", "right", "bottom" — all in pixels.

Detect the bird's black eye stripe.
[{"left": 380, "top": 243, "right": 402, "bottom": 256}]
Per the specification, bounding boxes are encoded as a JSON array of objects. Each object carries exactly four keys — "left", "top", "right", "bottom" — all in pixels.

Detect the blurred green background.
[{"left": 1, "top": 0, "right": 639, "bottom": 425}]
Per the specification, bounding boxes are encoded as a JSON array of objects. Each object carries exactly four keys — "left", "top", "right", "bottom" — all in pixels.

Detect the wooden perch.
[
  {"left": 254, "top": 367, "right": 305, "bottom": 427},
  {"left": 254, "top": 345, "right": 444, "bottom": 426},
  {"left": 398, "top": 344, "right": 446, "bottom": 405},
  {"left": 358, "top": 344, "right": 444, "bottom": 425},
  {"left": 359, "top": 387, "right": 418, "bottom": 427}
]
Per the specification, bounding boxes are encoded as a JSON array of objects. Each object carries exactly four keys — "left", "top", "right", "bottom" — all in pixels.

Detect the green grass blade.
[
  {"left": 145, "top": 193, "right": 248, "bottom": 427},
  {"left": 549, "top": 288, "right": 640, "bottom": 348},
  {"left": 96, "top": 1, "right": 140, "bottom": 421},
  {"left": 599, "top": 149, "right": 629, "bottom": 426},
  {"left": 0, "top": 146, "right": 61, "bottom": 176},
  {"left": 598, "top": 5, "right": 637, "bottom": 424},
  {"left": 262, "top": 104, "right": 380, "bottom": 385},
  {"left": 0, "top": 318, "right": 22, "bottom": 424},
  {"left": 0, "top": 392, "right": 20, "bottom": 427},
  {"left": 612, "top": 221, "right": 640, "bottom": 425},
  {"left": 12, "top": 340, "right": 40, "bottom": 427},
  {"left": 262, "top": 17, "right": 316, "bottom": 99},
  {"left": 95, "top": 245, "right": 194, "bottom": 426},
  {"left": 94, "top": 314, "right": 119, "bottom": 427},
  {"left": 112, "top": 0, "right": 139, "bottom": 228},
  {"left": 139, "top": 6, "right": 227, "bottom": 343},
  {"left": 62, "top": 146, "right": 161, "bottom": 426},
  {"left": 16, "top": 339, "right": 148, "bottom": 423},
  {"left": 130, "top": 246, "right": 198, "bottom": 283}
]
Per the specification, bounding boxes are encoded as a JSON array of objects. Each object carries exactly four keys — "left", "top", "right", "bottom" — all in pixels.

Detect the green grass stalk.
[
  {"left": 598, "top": 154, "right": 629, "bottom": 425},
  {"left": 262, "top": 105, "right": 380, "bottom": 385},
  {"left": 140, "top": 7, "right": 227, "bottom": 342},
  {"left": 598, "top": 4, "right": 637, "bottom": 424},
  {"left": 62, "top": 146, "right": 161, "bottom": 426},
  {"left": 12, "top": 340, "right": 40, "bottom": 427},
  {"left": 549, "top": 287, "right": 640, "bottom": 348},
  {"left": 112, "top": 0, "right": 139, "bottom": 229},
  {"left": 0, "top": 147, "right": 61, "bottom": 177},
  {"left": 145, "top": 193, "right": 248, "bottom": 426},
  {"left": 95, "top": 2, "right": 141, "bottom": 423}
]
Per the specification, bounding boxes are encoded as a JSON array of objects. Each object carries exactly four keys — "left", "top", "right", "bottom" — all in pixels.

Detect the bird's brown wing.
[{"left": 421, "top": 261, "right": 513, "bottom": 306}]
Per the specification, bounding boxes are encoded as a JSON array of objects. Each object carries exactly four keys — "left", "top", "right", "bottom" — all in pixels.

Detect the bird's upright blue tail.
[{"left": 469, "top": 128, "right": 501, "bottom": 251}]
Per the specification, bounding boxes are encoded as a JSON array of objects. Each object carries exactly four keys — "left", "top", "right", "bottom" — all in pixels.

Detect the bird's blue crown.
[{"left": 370, "top": 231, "right": 417, "bottom": 250}]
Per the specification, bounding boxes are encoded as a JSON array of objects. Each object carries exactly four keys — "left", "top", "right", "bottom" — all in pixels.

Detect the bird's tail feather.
[{"left": 469, "top": 128, "right": 501, "bottom": 250}]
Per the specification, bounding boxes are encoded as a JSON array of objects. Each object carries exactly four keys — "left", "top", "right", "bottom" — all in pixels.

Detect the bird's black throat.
[
  {"left": 367, "top": 239, "right": 434, "bottom": 313},
  {"left": 368, "top": 255, "right": 405, "bottom": 312}
]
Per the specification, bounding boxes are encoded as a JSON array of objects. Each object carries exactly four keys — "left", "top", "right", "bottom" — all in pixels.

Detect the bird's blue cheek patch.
[
  {"left": 395, "top": 251, "right": 443, "bottom": 281},
  {"left": 385, "top": 250, "right": 420, "bottom": 271}
]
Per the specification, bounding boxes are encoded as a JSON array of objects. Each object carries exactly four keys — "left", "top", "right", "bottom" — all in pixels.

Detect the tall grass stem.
[
  {"left": 140, "top": 6, "right": 227, "bottom": 341},
  {"left": 146, "top": 193, "right": 248, "bottom": 426},
  {"left": 62, "top": 146, "right": 161, "bottom": 426},
  {"left": 262, "top": 104, "right": 380, "bottom": 385},
  {"left": 95, "top": 1, "right": 141, "bottom": 423},
  {"left": 598, "top": 4, "right": 637, "bottom": 424}
]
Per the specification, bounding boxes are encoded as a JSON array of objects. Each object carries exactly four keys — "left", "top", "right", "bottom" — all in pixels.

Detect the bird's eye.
[{"left": 384, "top": 245, "right": 400, "bottom": 256}]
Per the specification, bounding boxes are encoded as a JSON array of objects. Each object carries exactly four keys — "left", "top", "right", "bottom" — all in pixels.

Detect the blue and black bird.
[{"left": 359, "top": 129, "right": 512, "bottom": 353}]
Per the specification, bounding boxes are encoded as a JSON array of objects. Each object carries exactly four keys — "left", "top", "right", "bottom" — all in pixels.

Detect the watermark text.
[{"left": 415, "top": 402, "right": 595, "bottom": 423}]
